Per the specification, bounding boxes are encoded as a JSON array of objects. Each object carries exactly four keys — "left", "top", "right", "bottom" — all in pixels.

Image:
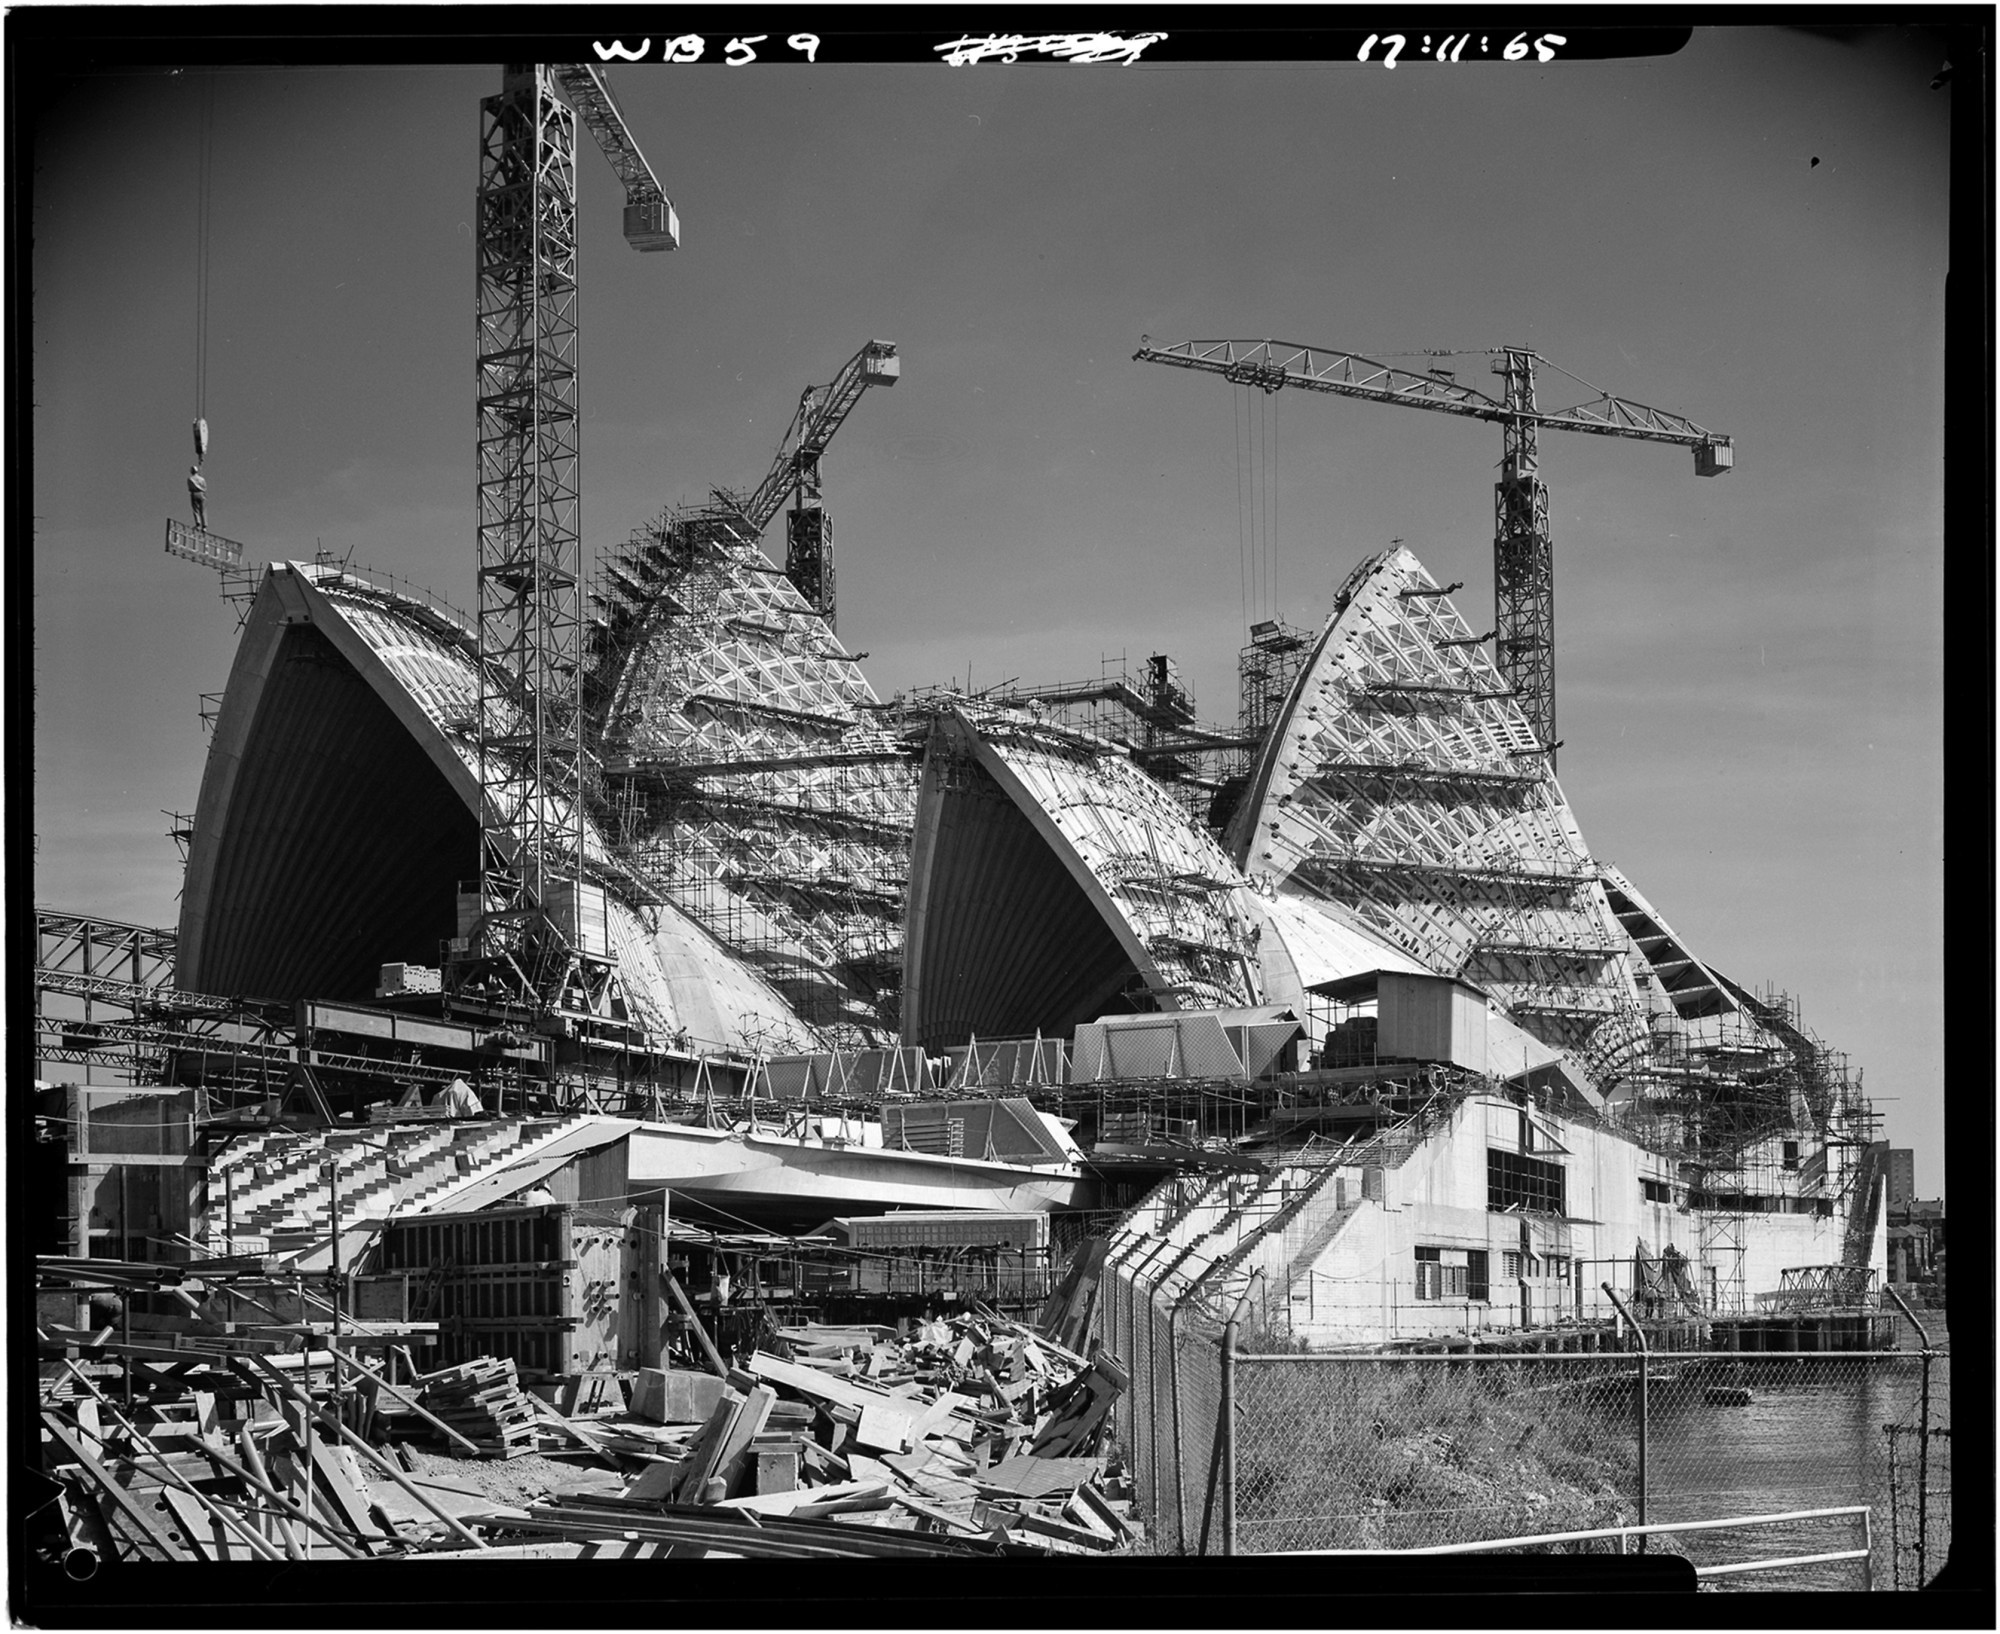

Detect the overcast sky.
[{"left": 28, "top": 25, "right": 1952, "bottom": 1191}]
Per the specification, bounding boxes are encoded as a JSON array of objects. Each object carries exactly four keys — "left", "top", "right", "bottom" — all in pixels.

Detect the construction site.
[{"left": 28, "top": 51, "right": 1947, "bottom": 1594}]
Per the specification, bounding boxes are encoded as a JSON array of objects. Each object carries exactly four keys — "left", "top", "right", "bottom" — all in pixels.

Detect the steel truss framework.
[
  {"left": 1225, "top": 547, "right": 1649, "bottom": 1083},
  {"left": 476, "top": 64, "right": 584, "bottom": 919},
  {"left": 591, "top": 502, "right": 918, "bottom": 1041}
]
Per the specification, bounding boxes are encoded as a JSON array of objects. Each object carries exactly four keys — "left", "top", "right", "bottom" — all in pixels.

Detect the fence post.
[
  {"left": 1885, "top": 1286, "right": 1933, "bottom": 1587},
  {"left": 1168, "top": 1292, "right": 1187, "bottom": 1553},
  {"left": 1221, "top": 1317, "right": 1237, "bottom": 1557},
  {"left": 1603, "top": 1284, "right": 1648, "bottom": 1541}
]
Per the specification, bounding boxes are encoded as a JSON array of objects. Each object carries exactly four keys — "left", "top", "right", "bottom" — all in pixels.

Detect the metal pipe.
[
  {"left": 1602, "top": 1283, "right": 1647, "bottom": 1539},
  {"left": 1168, "top": 1288, "right": 1187, "bottom": 1553},
  {"left": 238, "top": 1421, "right": 300, "bottom": 1556},
  {"left": 1221, "top": 1317, "right": 1237, "bottom": 1557},
  {"left": 325, "top": 1160, "right": 344, "bottom": 1431}
]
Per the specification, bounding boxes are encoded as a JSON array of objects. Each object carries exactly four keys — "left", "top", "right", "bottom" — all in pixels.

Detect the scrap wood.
[
  {"left": 1072, "top": 1480, "right": 1139, "bottom": 1542},
  {"left": 41, "top": 1412, "right": 194, "bottom": 1561},
  {"left": 244, "top": 1354, "right": 488, "bottom": 1550},
  {"left": 746, "top": 1350, "right": 901, "bottom": 1414},
  {"left": 853, "top": 1401, "right": 917, "bottom": 1454},
  {"left": 887, "top": 1491, "right": 985, "bottom": 1535},
  {"left": 56, "top": 1397, "right": 286, "bottom": 1563},
  {"left": 520, "top": 1391, "right": 618, "bottom": 1461},
  {"left": 976, "top": 1453, "right": 1103, "bottom": 1500},
  {"left": 662, "top": 1269, "right": 728, "bottom": 1378},
  {"left": 670, "top": 1387, "right": 743, "bottom": 1502},
  {"left": 713, "top": 1478, "right": 887, "bottom": 1516},
  {"left": 711, "top": 1385, "right": 778, "bottom": 1496},
  {"left": 326, "top": 1341, "right": 481, "bottom": 1456},
  {"left": 1009, "top": 1507, "right": 1118, "bottom": 1551},
  {"left": 156, "top": 1484, "right": 283, "bottom": 1562},
  {"left": 193, "top": 1437, "right": 372, "bottom": 1558}
]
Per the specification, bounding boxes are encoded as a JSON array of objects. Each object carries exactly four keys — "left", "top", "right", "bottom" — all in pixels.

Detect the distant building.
[{"left": 1885, "top": 1147, "right": 1916, "bottom": 1212}]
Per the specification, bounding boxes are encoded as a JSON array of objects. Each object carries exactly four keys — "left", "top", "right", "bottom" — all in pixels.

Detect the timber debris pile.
[{"left": 34, "top": 1254, "right": 1139, "bottom": 1565}]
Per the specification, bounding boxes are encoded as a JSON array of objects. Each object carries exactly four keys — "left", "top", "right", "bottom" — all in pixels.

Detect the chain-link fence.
[
  {"left": 1102, "top": 1252, "right": 1950, "bottom": 1588},
  {"left": 1101, "top": 1190, "right": 1228, "bottom": 1555},
  {"left": 1881, "top": 1337, "right": 1951, "bottom": 1589}
]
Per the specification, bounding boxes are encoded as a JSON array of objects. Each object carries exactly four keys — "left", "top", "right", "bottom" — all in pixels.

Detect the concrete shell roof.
[
  {"left": 1223, "top": 546, "right": 1648, "bottom": 1088},
  {"left": 902, "top": 706, "right": 1257, "bottom": 1050},
  {"left": 596, "top": 524, "right": 915, "bottom": 1040},
  {"left": 177, "top": 563, "right": 816, "bottom": 1057}
]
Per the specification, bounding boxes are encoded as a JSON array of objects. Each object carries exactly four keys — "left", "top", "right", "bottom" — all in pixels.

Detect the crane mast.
[
  {"left": 463, "top": 62, "right": 675, "bottom": 1023},
  {"left": 1135, "top": 337, "right": 1733, "bottom": 767}
]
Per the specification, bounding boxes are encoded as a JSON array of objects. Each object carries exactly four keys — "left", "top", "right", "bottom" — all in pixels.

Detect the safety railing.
[{"left": 1272, "top": 1503, "right": 1875, "bottom": 1590}]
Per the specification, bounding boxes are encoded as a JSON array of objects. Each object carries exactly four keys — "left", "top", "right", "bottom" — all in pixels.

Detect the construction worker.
[{"left": 187, "top": 465, "right": 207, "bottom": 530}]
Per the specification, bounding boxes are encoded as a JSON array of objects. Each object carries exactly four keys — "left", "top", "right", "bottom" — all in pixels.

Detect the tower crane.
[
  {"left": 457, "top": 62, "right": 676, "bottom": 1026},
  {"left": 727, "top": 339, "right": 901, "bottom": 631},
  {"left": 1134, "top": 338, "right": 1733, "bottom": 769}
]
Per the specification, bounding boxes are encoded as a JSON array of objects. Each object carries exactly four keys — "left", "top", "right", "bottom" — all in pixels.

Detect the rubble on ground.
[{"left": 34, "top": 1254, "right": 1138, "bottom": 1564}]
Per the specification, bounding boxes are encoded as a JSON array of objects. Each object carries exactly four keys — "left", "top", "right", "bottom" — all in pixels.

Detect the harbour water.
[{"left": 1644, "top": 1338, "right": 1949, "bottom": 1589}]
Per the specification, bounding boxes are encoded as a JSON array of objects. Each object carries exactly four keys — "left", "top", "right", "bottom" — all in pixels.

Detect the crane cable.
[
  {"left": 193, "top": 74, "right": 214, "bottom": 445},
  {"left": 1233, "top": 385, "right": 1248, "bottom": 639}
]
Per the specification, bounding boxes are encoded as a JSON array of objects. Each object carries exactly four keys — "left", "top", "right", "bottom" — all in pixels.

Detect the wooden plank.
[
  {"left": 194, "top": 1437, "right": 370, "bottom": 1558},
  {"left": 745, "top": 1350, "right": 904, "bottom": 1414},
  {"left": 977, "top": 1453, "right": 1103, "bottom": 1500},
  {"left": 889, "top": 1491, "right": 986, "bottom": 1535},
  {"left": 710, "top": 1385, "right": 776, "bottom": 1497},
  {"left": 158, "top": 1485, "right": 246, "bottom": 1561},
  {"left": 853, "top": 1401, "right": 916, "bottom": 1455},
  {"left": 663, "top": 1270, "right": 728, "bottom": 1377},
  {"left": 671, "top": 1389, "right": 743, "bottom": 1503},
  {"left": 1073, "top": 1481, "right": 1139, "bottom": 1543},
  {"left": 713, "top": 1479, "right": 886, "bottom": 1516}
]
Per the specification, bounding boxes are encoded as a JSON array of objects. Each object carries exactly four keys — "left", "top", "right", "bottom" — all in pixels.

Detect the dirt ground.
[{"left": 396, "top": 1444, "right": 625, "bottom": 1507}]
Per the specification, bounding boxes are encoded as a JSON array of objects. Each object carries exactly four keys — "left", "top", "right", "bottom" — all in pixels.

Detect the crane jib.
[{"left": 1137, "top": 340, "right": 1730, "bottom": 459}]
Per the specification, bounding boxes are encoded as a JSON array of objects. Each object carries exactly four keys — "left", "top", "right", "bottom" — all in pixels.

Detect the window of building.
[
  {"left": 1643, "top": 1178, "right": 1673, "bottom": 1205},
  {"left": 1546, "top": 1254, "right": 1569, "bottom": 1282},
  {"left": 1415, "top": 1246, "right": 1473, "bottom": 1301},
  {"left": 1782, "top": 1140, "right": 1800, "bottom": 1172},
  {"left": 1488, "top": 1148, "right": 1566, "bottom": 1214},
  {"left": 1467, "top": 1249, "right": 1490, "bottom": 1302},
  {"left": 1502, "top": 1250, "right": 1522, "bottom": 1280}
]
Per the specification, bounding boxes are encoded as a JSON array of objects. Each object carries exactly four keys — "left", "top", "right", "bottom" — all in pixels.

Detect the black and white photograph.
[{"left": 15, "top": 11, "right": 1987, "bottom": 1622}]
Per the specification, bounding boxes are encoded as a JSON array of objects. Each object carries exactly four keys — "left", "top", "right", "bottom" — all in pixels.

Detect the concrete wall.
[{"left": 1285, "top": 1095, "right": 1865, "bottom": 1346}]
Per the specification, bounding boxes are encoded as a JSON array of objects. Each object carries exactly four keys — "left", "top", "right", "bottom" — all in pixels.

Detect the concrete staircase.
[{"left": 205, "top": 1116, "right": 587, "bottom": 1248}]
